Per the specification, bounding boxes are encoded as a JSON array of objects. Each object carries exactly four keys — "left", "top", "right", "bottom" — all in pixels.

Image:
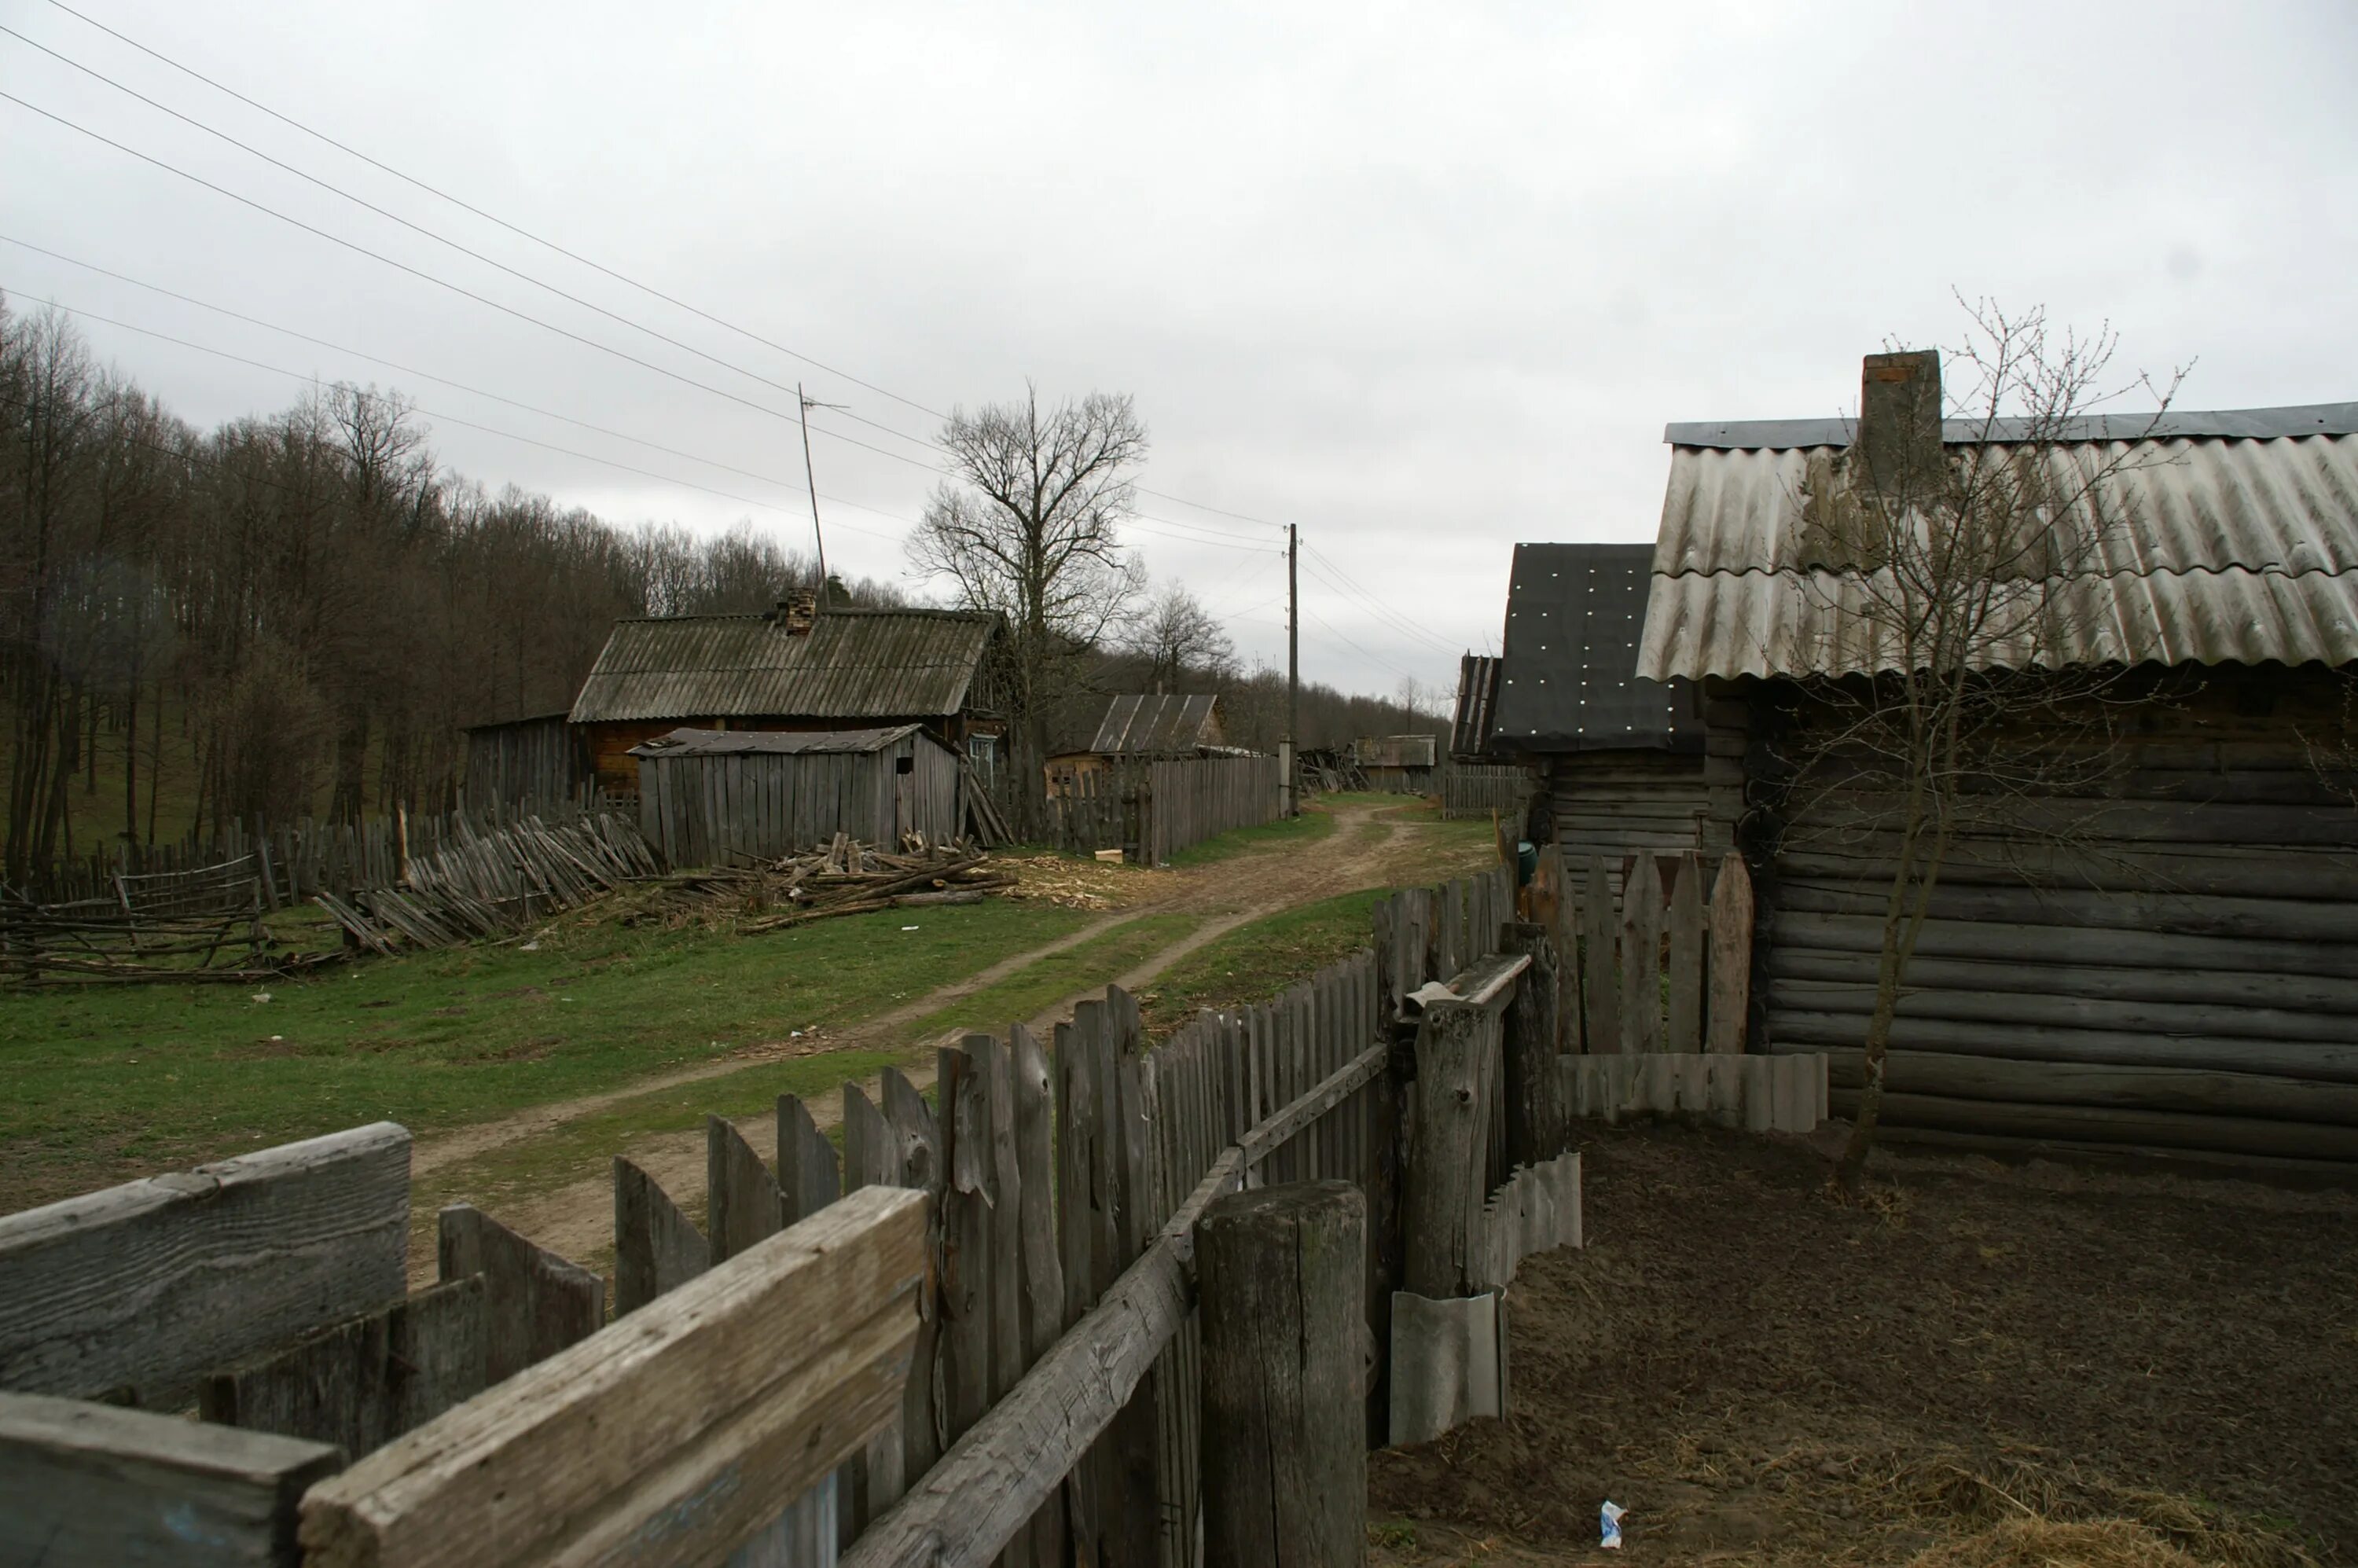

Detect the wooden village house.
[
  {"left": 1045, "top": 692, "right": 1232, "bottom": 794},
  {"left": 1453, "top": 542, "right": 1706, "bottom": 887},
  {"left": 566, "top": 597, "right": 1003, "bottom": 794},
  {"left": 1637, "top": 353, "right": 2358, "bottom": 1162}
]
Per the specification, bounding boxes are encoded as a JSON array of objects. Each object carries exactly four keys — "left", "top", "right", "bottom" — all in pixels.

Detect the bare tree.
[
  {"left": 907, "top": 384, "right": 1148, "bottom": 831},
  {"left": 1771, "top": 302, "right": 2186, "bottom": 1189},
  {"left": 1131, "top": 582, "right": 1236, "bottom": 691}
]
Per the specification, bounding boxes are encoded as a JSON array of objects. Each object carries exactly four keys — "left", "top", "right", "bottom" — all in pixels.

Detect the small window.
[{"left": 895, "top": 755, "right": 914, "bottom": 775}]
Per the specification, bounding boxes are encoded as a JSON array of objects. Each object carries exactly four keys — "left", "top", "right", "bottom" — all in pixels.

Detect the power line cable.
[
  {"left": 1296, "top": 552, "right": 1464, "bottom": 659},
  {"left": 0, "top": 237, "right": 916, "bottom": 519},
  {"left": 36, "top": 0, "right": 953, "bottom": 425},
  {"left": 31, "top": 0, "right": 1314, "bottom": 540},
  {"left": 1299, "top": 538, "right": 1467, "bottom": 654},
  {"left": 17, "top": 290, "right": 909, "bottom": 539}
]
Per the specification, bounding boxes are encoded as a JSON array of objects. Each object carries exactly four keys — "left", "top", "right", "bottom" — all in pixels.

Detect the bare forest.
[
  {"left": 0, "top": 298, "right": 898, "bottom": 881},
  {"left": 3, "top": 301, "right": 1444, "bottom": 883}
]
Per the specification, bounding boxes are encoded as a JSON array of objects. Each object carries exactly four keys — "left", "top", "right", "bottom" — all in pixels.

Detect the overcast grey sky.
[{"left": 6, "top": 1, "right": 2353, "bottom": 698}]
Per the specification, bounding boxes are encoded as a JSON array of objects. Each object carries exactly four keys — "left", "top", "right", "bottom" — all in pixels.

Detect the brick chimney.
[
  {"left": 1857, "top": 349, "right": 1943, "bottom": 498},
  {"left": 773, "top": 592, "right": 818, "bottom": 636}
]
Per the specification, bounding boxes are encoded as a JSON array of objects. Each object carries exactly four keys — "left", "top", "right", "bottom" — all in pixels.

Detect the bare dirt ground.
[
  {"left": 1370, "top": 1123, "right": 2358, "bottom": 1566},
  {"left": 409, "top": 799, "right": 1463, "bottom": 1277}
]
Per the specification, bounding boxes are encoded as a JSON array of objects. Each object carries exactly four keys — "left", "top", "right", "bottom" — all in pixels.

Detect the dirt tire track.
[{"left": 409, "top": 802, "right": 1434, "bottom": 1278}]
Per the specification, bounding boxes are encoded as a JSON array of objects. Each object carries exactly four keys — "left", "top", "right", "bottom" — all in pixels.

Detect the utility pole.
[
  {"left": 797, "top": 382, "right": 828, "bottom": 607},
  {"left": 1285, "top": 523, "right": 1299, "bottom": 817}
]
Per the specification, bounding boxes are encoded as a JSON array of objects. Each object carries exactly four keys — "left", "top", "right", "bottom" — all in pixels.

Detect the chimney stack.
[
  {"left": 775, "top": 592, "right": 818, "bottom": 636},
  {"left": 1857, "top": 349, "right": 1943, "bottom": 498}
]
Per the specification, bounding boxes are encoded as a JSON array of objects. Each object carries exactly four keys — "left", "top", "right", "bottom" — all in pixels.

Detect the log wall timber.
[{"left": 1719, "top": 663, "right": 2358, "bottom": 1160}]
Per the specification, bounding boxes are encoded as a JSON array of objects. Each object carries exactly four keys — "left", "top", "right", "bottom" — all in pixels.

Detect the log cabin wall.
[{"left": 1726, "top": 662, "right": 2358, "bottom": 1162}]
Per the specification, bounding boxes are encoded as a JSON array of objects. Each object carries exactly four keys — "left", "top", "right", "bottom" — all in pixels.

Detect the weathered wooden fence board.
[
  {"left": 0, "top": 1123, "right": 410, "bottom": 1403},
  {"left": 435, "top": 1204, "right": 604, "bottom": 1385},
  {"left": 0, "top": 1390, "right": 342, "bottom": 1568},
  {"left": 199, "top": 1276, "right": 487, "bottom": 1463},
  {"left": 300, "top": 1188, "right": 926, "bottom": 1568},
  {"left": 614, "top": 1156, "right": 707, "bottom": 1317}
]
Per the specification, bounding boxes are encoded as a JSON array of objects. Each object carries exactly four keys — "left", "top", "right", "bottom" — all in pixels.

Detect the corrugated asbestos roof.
[
  {"left": 1664, "top": 401, "right": 2358, "bottom": 451},
  {"left": 627, "top": 724, "right": 924, "bottom": 758},
  {"left": 1495, "top": 543, "right": 1702, "bottom": 751},
  {"left": 571, "top": 608, "right": 996, "bottom": 724},
  {"left": 1087, "top": 693, "right": 1221, "bottom": 755},
  {"left": 1638, "top": 417, "right": 2358, "bottom": 681},
  {"left": 1450, "top": 654, "right": 1500, "bottom": 759}
]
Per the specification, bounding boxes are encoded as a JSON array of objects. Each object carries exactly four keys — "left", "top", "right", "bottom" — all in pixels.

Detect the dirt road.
[{"left": 410, "top": 800, "right": 1444, "bottom": 1278}]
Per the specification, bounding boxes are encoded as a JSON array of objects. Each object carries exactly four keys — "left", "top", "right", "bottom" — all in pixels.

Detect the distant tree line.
[{"left": 0, "top": 299, "right": 897, "bottom": 879}]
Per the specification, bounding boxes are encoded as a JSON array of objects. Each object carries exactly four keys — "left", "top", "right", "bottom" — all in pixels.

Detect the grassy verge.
[
  {"left": 910, "top": 913, "right": 1201, "bottom": 1038},
  {"left": 1166, "top": 804, "right": 1336, "bottom": 866},
  {"left": 0, "top": 896, "right": 1089, "bottom": 1207},
  {"left": 1138, "top": 889, "right": 1388, "bottom": 1036}
]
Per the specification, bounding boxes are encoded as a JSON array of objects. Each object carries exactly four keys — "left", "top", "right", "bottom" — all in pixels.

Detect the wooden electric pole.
[
  {"left": 797, "top": 383, "right": 829, "bottom": 608},
  {"left": 1286, "top": 523, "right": 1299, "bottom": 817}
]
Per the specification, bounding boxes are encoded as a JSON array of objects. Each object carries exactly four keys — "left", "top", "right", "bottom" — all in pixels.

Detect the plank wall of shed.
[
  {"left": 636, "top": 739, "right": 960, "bottom": 866},
  {"left": 1542, "top": 748, "right": 1709, "bottom": 898},
  {"left": 1714, "top": 663, "right": 2358, "bottom": 1159}
]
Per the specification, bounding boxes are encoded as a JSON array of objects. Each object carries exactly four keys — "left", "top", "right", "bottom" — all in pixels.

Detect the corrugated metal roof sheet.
[
  {"left": 1639, "top": 423, "right": 2358, "bottom": 681},
  {"left": 1087, "top": 693, "right": 1221, "bottom": 755},
  {"left": 571, "top": 608, "right": 997, "bottom": 723},
  {"left": 627, "top": 724, "right": 924, "bottom": 758},
  {"left": 1494, "top": 543, "right": 1702, "bottom": 751}
]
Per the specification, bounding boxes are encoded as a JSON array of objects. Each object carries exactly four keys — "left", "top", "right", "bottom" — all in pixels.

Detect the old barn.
[
  {"left": 1463, "top": 542, "right": 1706, "bottom": 887},
  {"left": 630, "top": 725, "right": 961, "bottom": 866},
  {"left": 1640, "top": 363, "right": 2358, "bottom": 1162},
  {"left": 1351, "top": 734, "right": 1438, "bottom": 792},
  {"left": 568, "top": 599, "right": 1002, "bottom": 793},
  {"left": 1046, "top": 692, "right": 1232, "bottom": 793}
]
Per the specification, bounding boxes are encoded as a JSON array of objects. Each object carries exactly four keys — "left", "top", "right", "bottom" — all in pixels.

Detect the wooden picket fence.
[
  {"left": 2, "top": 837, "right": 1806, "bottom": 1565},
  {"left": 16, "top": 792, "right": 637, "bottom": 909},
  {"left": 1438, "top": 763, "right": 1535, "bottom": 821},
  {"left": 1049, "top": 756, "right": 1281, "bottom": 865}
]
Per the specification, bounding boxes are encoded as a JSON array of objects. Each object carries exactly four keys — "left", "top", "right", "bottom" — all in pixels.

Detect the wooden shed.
[
  {"left": 1350, "top": 734, "right": 1438, "bottom": 792},
  {"left": 1045, "top": 693, "right": 1232, "bottom": 794},
  {"left": 1462, "top": 543, "right": 1706, "bottom": 891},
  {"left": 461, "top": 712, "right": 591, "bottom": 810},
  {"left": 1639, "top": 359, "right": 2358, "bottom": 1162},
  {"left": 630, "top": 725, "right": 962, "bottom": 868}
]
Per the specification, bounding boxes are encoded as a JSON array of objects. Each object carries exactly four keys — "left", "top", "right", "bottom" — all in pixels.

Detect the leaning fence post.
[
  {"left": 1500, "top": 922, "right": 1566, "bottom": 1166},
  {"left": 1199, "top": 1181, "right": 1368, "bottom": 1568}
]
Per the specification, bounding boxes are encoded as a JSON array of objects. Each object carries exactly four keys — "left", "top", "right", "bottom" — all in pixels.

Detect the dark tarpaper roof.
[
  {"left": 571, "top": 608, "right": 996, "bottom": 724},
  {"left": 1494, "top": 542, "right": 1701, "bottom": 753},
  {"left": 1088, "top": 693, "right": 1221, "bottom": 755},
  {"left": 626, "top": 725, "right": 929, "bottom": 758}
]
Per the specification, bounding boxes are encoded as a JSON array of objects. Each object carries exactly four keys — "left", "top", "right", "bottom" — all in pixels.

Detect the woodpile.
[{"left": 648, "top": 834, "right": 1013, "bottom": 931}]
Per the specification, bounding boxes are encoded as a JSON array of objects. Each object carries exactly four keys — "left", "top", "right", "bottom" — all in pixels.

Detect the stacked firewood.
[{"left": 648, "top": 834, "right": 1014, "bottom": 931}]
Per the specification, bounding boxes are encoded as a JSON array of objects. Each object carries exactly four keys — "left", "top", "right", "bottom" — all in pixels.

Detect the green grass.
[
  {"left": 1138, "top": 888, "right": 1389, "bottom": 1036},
  {"left": 909, "top": 912, "right": 1201, "bottom": 1038},
  {"left": 1166, "top": 803, "right": 1337, "bottom": 866},
  {"left": 0, "top": 896, "right": 1089, "bottom": 1207}
]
